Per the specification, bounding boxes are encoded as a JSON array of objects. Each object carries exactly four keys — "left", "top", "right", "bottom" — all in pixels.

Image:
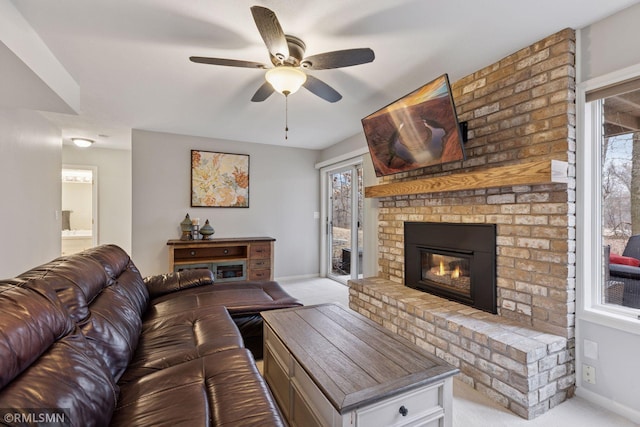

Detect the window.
[{"left": 579, "top": 67, "right": 640, "bottom": 326}]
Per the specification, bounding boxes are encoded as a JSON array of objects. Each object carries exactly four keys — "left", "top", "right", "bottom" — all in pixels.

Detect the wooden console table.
[
  {"left": 262, "top": 304, "right": 458, "bottom": 427},
  {"left": 166, "top": 237, "right": 274, "bottom": 282}
]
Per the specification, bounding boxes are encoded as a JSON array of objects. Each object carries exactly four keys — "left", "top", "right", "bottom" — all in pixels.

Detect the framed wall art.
[{"left": 191, "top": 150, "right": 249, "bottom": 207}]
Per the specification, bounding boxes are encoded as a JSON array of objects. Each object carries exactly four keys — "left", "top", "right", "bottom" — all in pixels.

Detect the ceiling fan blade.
[
  {"left": 251, "top": 81, "right": 275, "bottom": 102},
  {"left": 250, "top": 6, "right": 289, "bottom": 62},
  {"left": 190, "top": 56, "right": 267, "bottom": 69},
  {"left": 301, "top": 48, "right": 375, "bottom": 70},
  {"left": 303, "top": 74, "right": 342, "bottom": 103}
]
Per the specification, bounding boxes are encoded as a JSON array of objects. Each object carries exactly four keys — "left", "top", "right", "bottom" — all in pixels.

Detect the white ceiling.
[{"left": 8, "top": 0, "right": 640, "bottom": 150}]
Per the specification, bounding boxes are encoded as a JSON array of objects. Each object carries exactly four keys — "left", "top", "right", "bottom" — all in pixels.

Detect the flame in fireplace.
[
  {"left": 452, "top": 266, "right": 460, "bottom": 279},
  {"left": 437, "top": 260, "right": 461, "bottom": 279}
]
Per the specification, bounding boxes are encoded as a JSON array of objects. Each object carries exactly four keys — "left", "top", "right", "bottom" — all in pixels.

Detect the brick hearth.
[{"left": 349, "top": 278, "right": 574, "bottom": 419}]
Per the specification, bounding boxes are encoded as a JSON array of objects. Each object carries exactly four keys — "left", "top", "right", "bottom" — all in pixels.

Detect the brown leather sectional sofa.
[{"left": 0, "top": 244, "right": 302, "bottom": 426}]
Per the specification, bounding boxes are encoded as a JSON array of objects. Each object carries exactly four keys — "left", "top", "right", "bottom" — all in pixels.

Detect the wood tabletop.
[
  {"left": 261, "top": 303, "right": 458, "bottom": 414},
  {"left": 167, "top": 236, "right": 275, "bottom": 245}
]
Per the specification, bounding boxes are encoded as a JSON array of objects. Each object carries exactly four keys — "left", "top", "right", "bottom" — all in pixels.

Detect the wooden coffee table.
[{"left": 262, "top": 303, "right": 458, "bottom": 427}]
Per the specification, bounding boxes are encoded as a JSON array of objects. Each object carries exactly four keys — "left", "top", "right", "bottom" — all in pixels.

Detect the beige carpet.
[
  {"left": 273, "top": 277, "right": 639, "bottom": 426},
  {"left": 452, "top": 377, "right": 637, "bottom": 426}
]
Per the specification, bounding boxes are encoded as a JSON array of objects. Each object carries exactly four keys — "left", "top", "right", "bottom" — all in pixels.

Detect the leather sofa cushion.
[
  {"left": 79, "top": 245, "right": 149, "bottom": 315},
  {"left": 111, "top": 348, "right": 285, "bottom": 427},
  {"left": 0, "top": 280, "right": 72, "bottom": 388},
  {"left": 144, "top": 268, "right": 214, "bottom": 299},
  {"left": 146, "top": 280, "right": 302, "bottom": 360},
  {"left": 119, "top": 305, "right": 244, "bottom": 385},
  {"left": 150, "top": 280, "right": 302, "bottom": 317},
  {"left": 0, "top": 329, "right": 119, "bottom": 427},
  {"left": 84, "top": 285, "right": 145, "bottom": 381},
  {"left": 17, "top": 245, "right": 149, "bottom": 382},
  {"left": 0, "top": 281, "right": 118, "bottom": 426},
  {"left": 14, "top": 255, "right": 109, "bottom": 324}
]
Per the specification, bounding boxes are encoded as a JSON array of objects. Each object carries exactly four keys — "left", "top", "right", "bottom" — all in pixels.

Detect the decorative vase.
[
  {"left": 180, "top": 214, "right": 193, "bottom": 240},
  {"left": 199, "top": 219, "right": 215, "bottom": 240}
]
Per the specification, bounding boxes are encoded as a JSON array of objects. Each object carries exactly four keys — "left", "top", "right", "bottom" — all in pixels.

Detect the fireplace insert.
[{"left": 405, "top": 222, "right": 496, "bottom": 313}]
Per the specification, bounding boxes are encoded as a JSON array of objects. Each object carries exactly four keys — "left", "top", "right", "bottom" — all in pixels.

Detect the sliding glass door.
[{"left": 327, "top": 163, "right": 363, "bottom": 283}]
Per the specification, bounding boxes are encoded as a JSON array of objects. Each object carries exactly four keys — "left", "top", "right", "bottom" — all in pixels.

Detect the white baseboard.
[
  {"left": 575, "top": 387, "right": 640, "bottom": 424},
  {"left": 274, "top": 273, "right": 321, "bottom": 282}
]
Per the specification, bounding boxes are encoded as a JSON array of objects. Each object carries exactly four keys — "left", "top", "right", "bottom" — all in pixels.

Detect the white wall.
[
  {"left": 360, "top": 152, "right": 379, "bottom": 278},
  {"left": 0, "top": 109, "right": 61, "bottom": 278},
  {"left": 317, "top": 132, "right": 369, "bottom": 165},
  {"left": 62, "top": 181, "right": 92, "bottom": 230},
  {"left": 131, "top": 129, "right": 320, "bottom": 277},
  {"left": 576, "top": 320, "right": 640, "bottom": 418},
  {"left": 579, "top": 2, "right": 640, "bottom": 81},
  {"left": 62, "top": 145, "right": 132, "bottom": 253},
  {"left": 0, "top": 0, "right": 78, "bottom": 278},
  {"left": 576, "top": 3, "right": 640, "bottom": 423},
  {"left": 0, "top": 0, "right": 79, "bottom": 113}
]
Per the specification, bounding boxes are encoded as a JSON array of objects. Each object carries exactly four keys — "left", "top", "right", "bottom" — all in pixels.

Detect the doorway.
[
  {"left": 61, "top": 166, "right": 98, "bottom": 255},
  {"left": 325, "top": 162, "right": 363, "bottom": 284}
]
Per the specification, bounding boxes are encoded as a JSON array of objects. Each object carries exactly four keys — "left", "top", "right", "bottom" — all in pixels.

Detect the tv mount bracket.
[{"left": 459, "top": 121, "right": 469, "bottom": 143}]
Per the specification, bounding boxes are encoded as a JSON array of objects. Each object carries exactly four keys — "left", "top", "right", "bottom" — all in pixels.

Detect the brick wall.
[{"left": 375, "top": 28, "right": 577, "bottom": 339}]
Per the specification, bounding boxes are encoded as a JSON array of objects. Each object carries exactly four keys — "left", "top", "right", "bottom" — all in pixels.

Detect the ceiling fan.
[{"left": 189, "top": 5, "right": 375, "bottom": 103}]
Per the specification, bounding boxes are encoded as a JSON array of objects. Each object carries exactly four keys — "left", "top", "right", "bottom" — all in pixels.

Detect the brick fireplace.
[{"left": 349, "top": 28, "right": 576, "bottom": 419}]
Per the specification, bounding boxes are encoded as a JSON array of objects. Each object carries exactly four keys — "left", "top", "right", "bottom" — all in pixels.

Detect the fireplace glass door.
[
  {"left": 421, "top": 250, "right": 471, "bottom": 298},
  {"left": 405, "top": 222, "right": 497, "bottom": 313}
]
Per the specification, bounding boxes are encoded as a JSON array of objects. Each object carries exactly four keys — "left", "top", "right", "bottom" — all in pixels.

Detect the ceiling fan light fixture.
[
  {"left": 71, "top": 137, "right": 94, "bottom": 148},
  {"left": 265, "top": 67, "right": 307, "bottom": 96}
]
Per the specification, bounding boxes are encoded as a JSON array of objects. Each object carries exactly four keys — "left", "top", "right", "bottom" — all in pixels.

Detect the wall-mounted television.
[{"left": 362, "top": 73, "right": 466, "bottom": 177}]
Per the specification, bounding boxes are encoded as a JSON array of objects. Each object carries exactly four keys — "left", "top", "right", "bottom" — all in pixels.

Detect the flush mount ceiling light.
[
  {"left": 265, "top": 66, "right": 307, "bottom": 96},
  {"left": 71, "top": 137, "right": 94, "bottom": 148}
]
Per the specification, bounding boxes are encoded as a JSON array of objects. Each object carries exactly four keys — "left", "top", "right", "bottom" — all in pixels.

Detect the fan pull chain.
[{"left": 284, "top": 93, "right": 289, "bottom": 140}]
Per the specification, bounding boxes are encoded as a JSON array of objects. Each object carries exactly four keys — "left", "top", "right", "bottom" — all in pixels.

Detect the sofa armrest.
[
  {"left": 609, "top": 263, "right": 640, "bottom": 280},
  {"left": 145, "top": 269, "right": 214, "bottom": 299}
]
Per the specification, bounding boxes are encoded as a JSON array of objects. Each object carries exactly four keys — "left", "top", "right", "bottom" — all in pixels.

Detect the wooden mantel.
[{"left": 365, "top": 159, "right": 568, "bottom": 198}]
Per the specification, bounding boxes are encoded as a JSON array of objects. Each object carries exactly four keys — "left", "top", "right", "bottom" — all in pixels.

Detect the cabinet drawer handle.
[
  {"left": 190, "top": 250, "right": 196, "bottom": 256},
  {"left": 399, "top": 406, "right": 408, "bottom": 417},
  {"left": 223, "top": 249, "right": 229, "bottom": 255}
]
